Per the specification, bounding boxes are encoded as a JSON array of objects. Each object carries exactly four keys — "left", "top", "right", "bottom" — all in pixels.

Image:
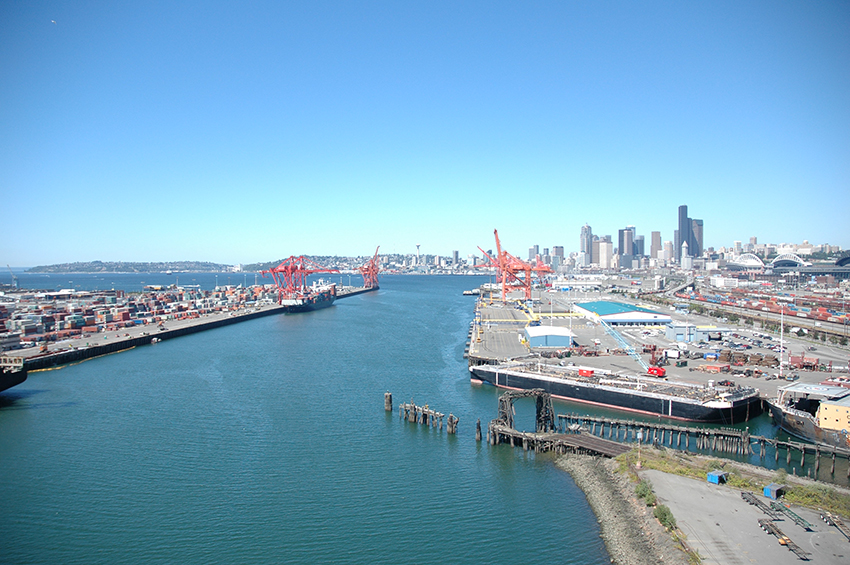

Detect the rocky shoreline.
[{"left": 556, "top": 455, "right": 689, "bottom": 565}]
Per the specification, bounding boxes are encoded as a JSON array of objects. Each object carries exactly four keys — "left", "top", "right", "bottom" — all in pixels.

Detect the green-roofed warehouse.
[{"left": 574, "top": 301, "right": 672, "bottom": 326}]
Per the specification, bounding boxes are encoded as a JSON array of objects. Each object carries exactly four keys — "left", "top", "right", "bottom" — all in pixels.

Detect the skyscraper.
[
  {"left": 650, "top": 231, "right": 661, "bottom": 260},
  {"left": 691, "top": 219, "right": 703, "bottom": 257},
  {"left": 634, "top": 235, "right": 645, "bottom": 257},
  {"left": 618, "top": 228, "right": 634, "bottom": 257},
  {"left": 663, "top": 240, "right": 674, "bottom": 261},
  {"left": 598, "top": 240, "right": 613, "bottom": 269},
  {"left": 580, "top": 224, "right": 593, "bottom": 266},
  {"left": 677, "top": 205, "right": 691, "bottom": 261},
  {"left": 580, "top": 224, "right": 593, "bottom": 253},
  {"left": 677, "top": 205, "right": 703, "bottom": 259}
]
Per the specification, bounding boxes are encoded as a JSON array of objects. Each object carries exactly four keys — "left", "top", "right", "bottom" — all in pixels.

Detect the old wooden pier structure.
[
  {"left": 484, "top": 389, "right": 630, "bottom": 457},
  {"left": 558, "top": 413, "right": 753, "bottom": 455},
  {"left": 386, "top": 393, "right": 458, "bottom": 433},
  {"left": 558, "top": 413, "right": 850, "bottom": 478}
]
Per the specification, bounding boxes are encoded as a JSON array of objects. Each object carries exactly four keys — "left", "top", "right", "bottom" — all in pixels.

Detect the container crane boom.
[{"left": 6, "top": 265, "right": 18, "bottom": 289}]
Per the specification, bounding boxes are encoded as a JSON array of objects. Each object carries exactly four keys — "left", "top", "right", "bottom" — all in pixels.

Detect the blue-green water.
[{"left": 0, "top": 275, "right": 610, "bottom": 564}]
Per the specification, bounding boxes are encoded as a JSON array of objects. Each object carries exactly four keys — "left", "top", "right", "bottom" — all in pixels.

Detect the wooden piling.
[
  {"left": 384, "top": 392, "right": 392, "bottom": 411},
  {"left": 447, "top": 414, "right": 458, "bottom": 434}
]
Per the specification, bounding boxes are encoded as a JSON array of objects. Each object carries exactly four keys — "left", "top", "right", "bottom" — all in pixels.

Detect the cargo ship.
[
  {"left": 279, "top": 280, "right": 337, "bottom": 313},
  {"left": 469, "top": 361, "right": 763, "bottom": 423},
  {"left": 1, "top": 366, "right": 27, "bottom": 393},
  {"left": 261, "top": 256, "right": 341, "bottom": 313},
  {"left": 766, "top": 382, "right": 850, "bottom": 450}
]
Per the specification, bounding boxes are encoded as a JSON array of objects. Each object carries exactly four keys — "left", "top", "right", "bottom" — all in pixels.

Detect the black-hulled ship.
[
  {"left": 1, "top": 358, "right": 27, "bottom": 393},
  {"left": 470, "top": 361, "right": 762, "bottom": 424},
  {"left": 766, "top": 382, "right": 850, "bottom": 450},
  {"left": 261, "top": 256, "right": 340, "bottom": 313},
  {"left": 279, "top": 280, "right": 337, "bottom": 313}
]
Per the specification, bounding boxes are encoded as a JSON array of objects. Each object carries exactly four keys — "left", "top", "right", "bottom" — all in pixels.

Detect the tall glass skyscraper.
[
  {"left": 676, "top": 205, "right": 702, "bottom": 260},
  {"left": 580, "top": 224, "right": 593, "bottom": 265}
]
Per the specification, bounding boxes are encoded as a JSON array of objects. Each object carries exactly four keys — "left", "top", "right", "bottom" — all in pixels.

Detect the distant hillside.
[
  {"left": 27, "top": 261, "right": 232, "bottom": 273},
  {"left": 243, "top": 255, "right": 376, "bottom": 272}
]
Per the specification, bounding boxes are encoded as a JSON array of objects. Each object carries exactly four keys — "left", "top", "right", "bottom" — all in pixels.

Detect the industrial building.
[
  {"left": 665, "top": 322, "right": 731, "bottom": 343},
  {"left": 524, "top": 325, "right": 575, "bottom": 348},
  {"left": 573, "top": 301, "right": 672, "bottom": 326}
]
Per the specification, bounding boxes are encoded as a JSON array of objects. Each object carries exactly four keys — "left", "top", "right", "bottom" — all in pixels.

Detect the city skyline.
[{"left": 2, "top": 2, "right": 848, "bottom": 266}]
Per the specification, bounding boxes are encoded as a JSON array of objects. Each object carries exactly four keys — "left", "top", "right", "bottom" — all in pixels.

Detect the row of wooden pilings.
[
  {"left": 485, "top": 423, "right": 581, "bottom": 454},
  {"left": 386, "top": 393, "right": 850, "bottom": 478},
  {"left": 557, "top": 413, "right": 751, "bottom": 456},
  {"left": 385, "top": 392, "right": 458, "bottom": 434},
  {"left": 560, "top": 413, "right": 850, "bottom": 478},
  {"left": 487, "top": 424, "right": 549, "bottom": 453},
  {"left": 759, "top": 437, "right": 850, "bottom": 478}
]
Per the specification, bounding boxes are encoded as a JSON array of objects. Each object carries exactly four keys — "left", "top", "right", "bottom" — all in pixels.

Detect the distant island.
[{"left": 27, "top": 261, "right": 234, "bottom": 273}]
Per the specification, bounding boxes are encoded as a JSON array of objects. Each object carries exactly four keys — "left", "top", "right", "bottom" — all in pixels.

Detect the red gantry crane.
[
  {"left": 478, "top": 230, "right": 552, "bottom": 302},
  {"left": 358, "top": 246, "right": 381, "bottom": 289},
  {"left": 261, "top": 256, "right": 340, "bottom": 303}
]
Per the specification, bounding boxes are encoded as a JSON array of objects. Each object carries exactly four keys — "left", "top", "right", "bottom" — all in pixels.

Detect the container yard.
[{"left": 0, "top": 282, "right": 376, "bottom": 373}]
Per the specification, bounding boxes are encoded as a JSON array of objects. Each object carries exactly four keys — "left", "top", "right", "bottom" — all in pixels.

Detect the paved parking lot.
[{"left": 643, "top": 469, "right": 849, "bottom": 564}]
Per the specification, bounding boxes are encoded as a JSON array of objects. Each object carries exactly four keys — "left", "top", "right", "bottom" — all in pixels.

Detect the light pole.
[{"left": 779, "top": 304, "right": 784, "bottom": 380}]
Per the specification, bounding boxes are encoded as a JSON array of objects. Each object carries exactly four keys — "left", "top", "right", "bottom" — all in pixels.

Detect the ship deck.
[{"left": 480, "top": 361, "right": 756, "bottom": 404}]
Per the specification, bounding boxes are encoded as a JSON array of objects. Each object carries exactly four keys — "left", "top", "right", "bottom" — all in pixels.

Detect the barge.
[{"left": 470, "top": 360, "right": 762, "bottom": 423}]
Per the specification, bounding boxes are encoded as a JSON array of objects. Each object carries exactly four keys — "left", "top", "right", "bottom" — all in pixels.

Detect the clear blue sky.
[{"left": 2, "top": 1, "right": 848, "bottom": 266}]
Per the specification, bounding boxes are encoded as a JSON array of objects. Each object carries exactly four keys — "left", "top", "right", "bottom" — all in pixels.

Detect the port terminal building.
[{"left": 574, "top": 301, "right": 672, "bottom": 326}]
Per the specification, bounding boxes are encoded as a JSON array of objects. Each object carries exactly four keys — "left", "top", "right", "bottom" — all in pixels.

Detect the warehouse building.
[
  {"left": 574, "top": 301, "right": 672, "bottom": 326},
  {"left": 523, "top": 325, "right": 575, "bottom": 348}
]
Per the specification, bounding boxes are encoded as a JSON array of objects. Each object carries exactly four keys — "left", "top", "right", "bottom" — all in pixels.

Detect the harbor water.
[{"left": 0, "top": 275, "right": 610, "bottom": 564}]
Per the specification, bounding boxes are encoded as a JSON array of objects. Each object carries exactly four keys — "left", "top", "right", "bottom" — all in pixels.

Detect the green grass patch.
[{"left": 614, "top": 447, "right": 850, "bottom": 517}]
